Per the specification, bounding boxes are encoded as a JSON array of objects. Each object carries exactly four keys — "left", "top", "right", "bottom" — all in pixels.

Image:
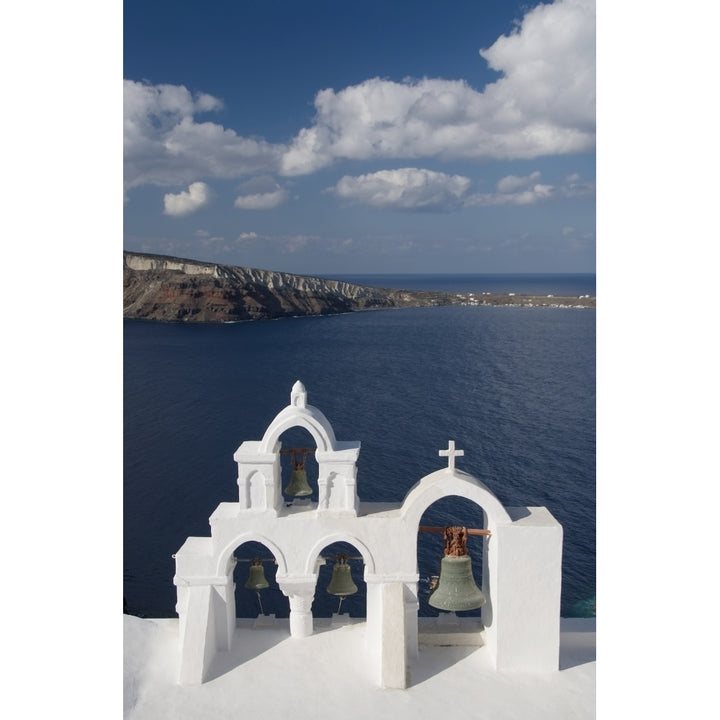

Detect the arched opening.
[
  {"left": 311, "top": 541, "right": 367, "bottom": 620},
  {"left": 416, "top": 495, "right": 487, "bottom": 619},
  {"left": 278, "top": 426, "right": 319, "bottom": 505},
  {"left": 233, "top": 541, "right": 290, "bottom": 619}
]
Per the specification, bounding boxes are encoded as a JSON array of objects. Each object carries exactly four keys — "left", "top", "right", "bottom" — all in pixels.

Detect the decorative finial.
[
  {"left": 291, "top": 380, "right": 307, "bottom": 408},
  {"left": 439, "top": 440, "right": 464, "bottom": 470}
]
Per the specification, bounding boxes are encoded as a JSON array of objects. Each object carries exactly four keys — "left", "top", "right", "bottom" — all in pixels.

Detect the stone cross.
[{"left": 439, "top": 440, "right": 464, "bottom": 470}]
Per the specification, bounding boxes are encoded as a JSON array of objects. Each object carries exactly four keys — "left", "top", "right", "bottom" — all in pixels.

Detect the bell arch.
[
  {"left": 400, "top": 468, "right": 511, "bottom": 530},
  {"left": 235, "top": 382, "right": 361, "bottom": 514},
  {"left": 259, "top": 380, "right": 338, "bottom": 454},
  {"left": 416, "top": 494, "right": 489, "bottom": 618},
  {"left": 215, "top": 532, "right": 288, "bottom": 578},
  {"left": 304, "top": 533, "right": 376, "bottom": 576}
]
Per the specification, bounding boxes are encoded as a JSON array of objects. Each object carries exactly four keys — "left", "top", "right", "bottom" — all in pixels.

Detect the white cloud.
[
  {"left": 332, "top": 168, "right": 471, "bottom": 211},
  {"left": 560, "top": 173, "right": 595, "bottom": 197},
  {"left": 466, "top": 168, "right": 594, "bottom": 206},
  {"left": 163, "top": 182, "right": 211, "bottom": 216},
  {"left": 496, "top": 171, "right": 542, "bottom": 194},
  {"left": 234, "top": 188, "right": 288, "bottom": 210},
  {"left": 330, "top": 168, "right": 572, "bottom": 210},
  {"left": 468, "top": 187, "right": 555, "bottom": 207},
  {"left": 281, "top": 0, "right": 595, "bottom": 175},
  {"left": 479, "top": 0, "right": 595, "bottom": 133},
  {"left": 124, "top": 0, "right": 594, "bottom": 199},
  {"left": 466, "top": 171, "right": 556, "bottom": 206},
  {"left": 124, "top": 80, "right": 285, "bottom": 190}
]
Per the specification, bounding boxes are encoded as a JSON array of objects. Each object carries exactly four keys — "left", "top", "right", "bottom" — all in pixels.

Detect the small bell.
[
  {"left": 244, "top": 559, "right": 270, "bottom": 590},
  {"left": 326, "top": 555, "right": 358, "bottom": 597},
  {"left": 284, "top": 454, "right": 313, "bottom": 496}
]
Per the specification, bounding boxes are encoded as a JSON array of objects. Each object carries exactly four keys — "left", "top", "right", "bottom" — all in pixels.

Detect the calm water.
[{"left": 124, "top": 276, "right": 595, "bottom": 620}]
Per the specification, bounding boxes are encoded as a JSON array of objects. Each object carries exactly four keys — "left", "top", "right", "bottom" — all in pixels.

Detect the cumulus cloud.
[
  {"left": 467, "top": 171, "right": 555, "bottom": 206},
  {"left": 330, "top": 166, "right": 592, "bottom": 211},
  {"left": 281, "top": 0, "right": 594, "bottom": 176},
  {"left": 496, "top": 171, "right": 542, "bottom": 194},
  {"left": 234, "top": 188, "right": 288, "bottom": 210},
  {"left": 124, "top": 80, "right": 285, "bottom": 190},
  {"left": 163, "top": 182, "right": 211, "bottom": 216},
  {"left": 331, "top": 168, "right": 471, "bottom": 211}
]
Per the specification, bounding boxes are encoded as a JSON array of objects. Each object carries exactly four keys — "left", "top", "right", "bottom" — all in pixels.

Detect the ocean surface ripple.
[{"left": 125, "top": 280, "right": 595, "bottom": 619}]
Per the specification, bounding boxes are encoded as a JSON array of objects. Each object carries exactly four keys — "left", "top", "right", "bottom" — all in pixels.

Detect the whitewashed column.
[{"left": 277, "top": 578, "right": 317, "bottom": 638}]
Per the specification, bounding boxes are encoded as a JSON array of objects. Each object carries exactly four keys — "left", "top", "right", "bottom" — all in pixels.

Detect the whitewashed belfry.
[{"left": 173, "top": 382, "right": 563, "bottom": 688}]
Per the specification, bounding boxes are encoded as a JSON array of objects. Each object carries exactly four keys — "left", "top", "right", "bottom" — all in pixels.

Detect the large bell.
[
  {"left": 428, "top": 555, "right": 486, "bottom": 612},
  {"left": 326, "top": 556, "right": 358, "bottom": 597},
  {"left": 244, "top": 560, "right": 270, "bottom": 590},
  {"left": 284, "top": 467, "right": 313, "bottom": 497}
]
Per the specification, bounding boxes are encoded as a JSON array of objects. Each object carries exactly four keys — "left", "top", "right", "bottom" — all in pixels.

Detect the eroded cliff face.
[
  {"left": 123, "top": 251, "right": 595, "bottom": 322},
  {"left": 122, "top": 252, "right": 453, "bottom": 322}
]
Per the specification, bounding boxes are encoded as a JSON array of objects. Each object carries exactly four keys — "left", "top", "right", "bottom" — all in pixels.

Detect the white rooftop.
[{"left": 123, "top": 614, "right": 596, "bottom": 719}]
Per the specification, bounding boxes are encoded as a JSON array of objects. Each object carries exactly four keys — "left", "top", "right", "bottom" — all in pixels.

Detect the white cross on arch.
[{"left": 439, "top": 440, "right": 464, "bottom": 470}]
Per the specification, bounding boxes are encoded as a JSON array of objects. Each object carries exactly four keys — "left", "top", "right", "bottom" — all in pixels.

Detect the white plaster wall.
[{"left": 493, "top": 507, "right": 563, "bottom": 672}]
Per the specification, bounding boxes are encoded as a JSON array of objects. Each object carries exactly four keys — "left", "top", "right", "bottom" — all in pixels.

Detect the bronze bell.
[
  {"left": 284, "top": 467, "right": 312, "bottom": 496},
  {"left": 428, "top": 555, "right": 485, "bottom": 612},
  {"left": 284, "top": 452, "right": 313, "bottom": 497},
  {"left": 244, "top": 559, "right": 270, "bottom": 590},
  {"left": 326, "top": 555, "right": 358, "bottom": 596},
  {"left": 428, "top": 525, "right": 485, "bottom": 612}
]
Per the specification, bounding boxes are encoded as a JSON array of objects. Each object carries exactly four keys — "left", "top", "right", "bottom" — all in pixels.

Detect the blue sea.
[{"left": 124, "top": 273, "right": 595, "bottom": 620}]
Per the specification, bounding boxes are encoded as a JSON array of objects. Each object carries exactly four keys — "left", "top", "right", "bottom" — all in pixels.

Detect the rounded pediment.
[
  {"left": 400, "top": 448, "right": 511, "bottom": 527},
  {"left": 259, "top": 381, "right": 338, "bottom": 453}
]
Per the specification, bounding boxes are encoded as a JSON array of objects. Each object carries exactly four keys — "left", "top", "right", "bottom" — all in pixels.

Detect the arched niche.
[
  {"left": 215, "top": 532, "right": 288, "bottom": 578},
  {"left": 232, "top": 539, "right": 290, "bottom": 619},
  {"left": 400, "top": 466, "right": 512, "bottom": 642}
]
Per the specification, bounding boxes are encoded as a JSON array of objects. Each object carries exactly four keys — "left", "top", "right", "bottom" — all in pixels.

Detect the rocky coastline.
[{"left": 123, "top": 251, "right": 595, "bottom": 323}]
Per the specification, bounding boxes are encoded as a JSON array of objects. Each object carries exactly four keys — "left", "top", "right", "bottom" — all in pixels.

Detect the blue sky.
[{"left": 124, "top": 0, "right": 596, "bottom": 275}]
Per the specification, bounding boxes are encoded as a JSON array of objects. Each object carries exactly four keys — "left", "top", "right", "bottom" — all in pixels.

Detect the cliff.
[{"left": 123, "top": 251, "right": 595, "bottom": 322}]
